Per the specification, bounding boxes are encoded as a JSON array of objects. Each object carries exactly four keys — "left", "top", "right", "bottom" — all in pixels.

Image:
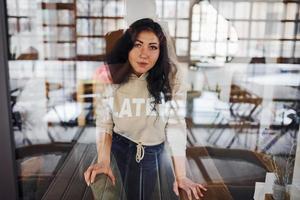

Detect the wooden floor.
[
  {"left": 42, "top": 142, "right": 95, "bottom": 200},
  {"left": 38, "top": 127, "right": 271, "bottom": 200}
]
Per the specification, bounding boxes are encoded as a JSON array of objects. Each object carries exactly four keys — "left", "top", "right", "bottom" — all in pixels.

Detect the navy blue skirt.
[{"left": 111, "top": 132, "right": 179, "bottom": 200}]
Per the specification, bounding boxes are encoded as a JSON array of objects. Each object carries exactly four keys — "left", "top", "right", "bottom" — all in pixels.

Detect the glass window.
[
  {"left": 166, "top": 19, "right": 175, "bottom": 37},
  {"left": 176, "top": 20, "right": 189, "bottom": 37},
  {"left": 286, "top": 3, "right": 298, "bottom": 20},
  {"left": 76, "top": 19, "right": 89, "bottom": 35},
  {"left": 116, "top": 1, "right": 125, "bottom": 16},
  {"left": 177, "top": 1, "right": 189, "bottom": 18},
  {"left": 251, "top": 22, "right": 266, "bottom": 39},
  {"left": 234, "top": 2, "right": 250, "bottom": 19},
  {"left": 176, "top": 38, "right": 188, "bottom": 56},
  {"left": 192, "top": 30, "right": 200, "bottom": 41},
  {"left": 45, "top": 43, "right": 76, "bottom": 59},
  {"left": 216, "top": 42, "right": 229, "bottom": 56},
  {"left": 236, "top": 40, "right": 248, "bottom": 57},
  {"left": 7, "top": 0, "right": 17, "bottom": 16},
  {"left": 43, "top": 10, "right": 59, "bottom": 25},
  {"left": 191, "top": 41, "right": 214, "bottom": 58},
  {"left": 57, "top": 27, "right": 75, "bottom": 41},
  {"left": 76, "top": 0, "right": 90, "bottom": 16},
  {"left": 156, "top": 0, "right": 163, "bottom": 18},
  {"left": 249, "top": 40, "right": 264, "bottom": 57},
  {"left": 252, "top": 2, "right": 267, "bottom": 19},
  {"left": 284, "top": 22, "right": 295, "bottom": 39},
  {"left": 281, "top": 41, "right": 294, "bottom": 57},
  {"left": 163, "top": 1, "right": 176, "bottom": 18},
  {"left": 8, "top": 18, "right": 17, "bottom": 34},
  {"left": 19, "top": 18, "right": 32, "bottom": 32},
  {"left": 77, "top": 38, "right": 104, "bottom": 55},
  {"left": 192, "top": 5, "right": 200, "bottom": 23},
  {"left": 264, "top": 40, "right": 281, "bottom": 57},
  {"left": 295, "top": 41, "right": 300, "bottom": 57},
  {"left": 190, "top": 0, "right": 238, "bottom": 62},
  {"left": 218, "top": 2, "right": 234, "bottom": 19},
  {"left": 58, "top": 10, "right": 74, "bottom": 24},
  {"left": 103, "top": 1, "right": 118, "bottom": 17},
  {"left": 157, "top": 0, "right": 191, "bottom": 58},
  {"left": 90, "top": 1, "right": 103, "bottom": 16},
  {"left": 297, "top": 23, "right": 300, "bottom": 40},
  {"left": 103, "top": 19, "right": 118, "bottom": 33},
  {"left": 270, "top": 2, "right": 284, "bottom": 20},
  {"left": 265, "top": 22, "right": 283, "bottom": 39},
  {"left": 234, "top": 21, "right": 249, "bottom": 39},
  {"left": 3, "top": 1, "right": 300, "bottom": 200},
  {"left": 117, "top": 19, "right": 126, "bottom": 29}
]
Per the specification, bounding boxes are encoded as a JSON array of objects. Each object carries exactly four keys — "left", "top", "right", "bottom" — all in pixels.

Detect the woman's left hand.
[{"left": 173, "top": 177, "right": 207, "bottom": 200}]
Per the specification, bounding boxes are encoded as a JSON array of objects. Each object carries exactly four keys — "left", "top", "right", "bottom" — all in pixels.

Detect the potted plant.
[
  {"left": 269, "top": 144, "right": 295, "bottom": 200},
  {"left": 262, "top": 110, "right": 299, "bottom": 200}
]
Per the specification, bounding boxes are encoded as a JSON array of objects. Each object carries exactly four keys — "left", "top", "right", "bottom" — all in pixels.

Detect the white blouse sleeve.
[
  {"left": 165, "top": 71, "right": 188, "bottom": 156},
  {"left": 95, "top": 81, "right": 114, "bottom": 136}
]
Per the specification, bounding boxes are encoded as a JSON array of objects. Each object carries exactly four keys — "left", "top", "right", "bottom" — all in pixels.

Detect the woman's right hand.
[{"left": 84, "top": 163, "right": 116, "bottom": 186}]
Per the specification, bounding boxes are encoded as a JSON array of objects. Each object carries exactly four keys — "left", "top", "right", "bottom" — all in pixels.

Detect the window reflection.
[
  {"left": 190, "top": 1, "right": 238, "bottom": 63},
  {"left": 4, "top": 0, "right": 300, "bottom": 199}
]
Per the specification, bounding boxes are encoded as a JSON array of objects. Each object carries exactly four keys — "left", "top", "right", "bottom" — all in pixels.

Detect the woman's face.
[{"left": 128, "top": 31, "right": 160, "bottom": 76}]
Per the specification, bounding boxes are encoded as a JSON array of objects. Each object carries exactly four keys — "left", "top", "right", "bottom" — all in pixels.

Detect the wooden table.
[
  {"left": 234, "top": 80, "right": 300, "bottom": 103},
  {"left": 265, "top": 193, "right": 274, "bottom": 200},
  {"left": 265, "top": 193, "right": 290, "bottom": 200},
  {"left": 184, "top": 146, "right": 273, "bottom": 200}
]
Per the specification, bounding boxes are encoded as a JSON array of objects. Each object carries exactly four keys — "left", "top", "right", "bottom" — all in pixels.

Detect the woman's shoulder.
[
  {"left": 93, "top": 64, "right": 113, "bottom": 84},
  {"left": 171, "top": 66, "right": 186, "bottom": 84},
  {"left": 170, "top": 66, "right": 189, "bottom": 93}
]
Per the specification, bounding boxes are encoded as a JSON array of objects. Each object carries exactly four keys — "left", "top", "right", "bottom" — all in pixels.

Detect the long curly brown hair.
[{"left": 105, "top": 18, "right": 175, "bottom": 108}]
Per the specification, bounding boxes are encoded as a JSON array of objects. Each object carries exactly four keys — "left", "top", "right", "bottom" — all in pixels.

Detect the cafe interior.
[{"left": 2, "top": 0, "right": 300, "bottom": 199}]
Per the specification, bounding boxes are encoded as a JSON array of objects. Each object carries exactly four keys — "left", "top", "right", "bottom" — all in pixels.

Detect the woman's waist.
[
  {"left": 112, "top": 126, "right": 165, "bottom": 146},
  {"left": 112, "top": 131, "right": 165, "bottom": 163},
  {"left": 112, "top": 131, "right": 164, "bottom": 147}
]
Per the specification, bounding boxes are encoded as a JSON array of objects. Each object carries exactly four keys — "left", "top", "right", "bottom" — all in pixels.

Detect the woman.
[{"left": 84, "top": 18, "right": 206, "bottom": 200}]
